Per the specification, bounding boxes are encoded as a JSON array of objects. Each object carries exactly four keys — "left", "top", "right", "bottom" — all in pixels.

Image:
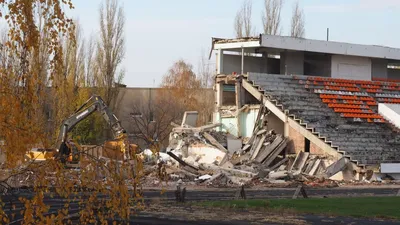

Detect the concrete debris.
[
  {"left": 289, "top": 152, "right": 310, "bottom": 172},
  {"left": 139, "top": 107, "right": 385, "bottom": 189},
  {"left": 202, "top": 132, "right": 228, "bottom": 153},
  {"left": 325, "top": 157, "right": 350, "bottom": 178},
  {"left": 195, "top": 174, "right": 213, "bottom": 181}
]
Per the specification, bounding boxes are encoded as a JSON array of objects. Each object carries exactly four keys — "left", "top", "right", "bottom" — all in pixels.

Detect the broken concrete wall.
[
  {"left": 215, "top": 106, "right": 260, "bottom": 138},
  {"left": 286, "top": 127, "right": 304, "bottom": 154},
  {"left": 220, "top": 117, "right": 239, "bottom": 136},
  {"left": 239, "top": 107, "right": 259, "bottom": 138},
  {"left": 286, "top": 126, "right": 326, "bottom": 156},
  {"left": 266, "top": 113, "right": 284, "bottom": 135}
]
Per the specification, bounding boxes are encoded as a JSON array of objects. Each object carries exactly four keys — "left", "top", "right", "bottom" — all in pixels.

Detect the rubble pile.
[
  {"left": 140, "top": 109, "right": 399, "bottom": 189},
  {"left": 139, "top": 109, "right": 334, "bottom": 189}
]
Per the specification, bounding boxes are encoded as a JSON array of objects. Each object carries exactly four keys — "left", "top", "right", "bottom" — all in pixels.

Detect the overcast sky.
[{"left": 70, "top": 0, "right": 400, "bottom": 87}]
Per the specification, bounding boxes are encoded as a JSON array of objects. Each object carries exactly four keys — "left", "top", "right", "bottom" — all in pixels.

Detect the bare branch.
[
  {"left": 234, "top": 10, "right": 243, "bottom": 38},
  {"left": 198, "top": 48, "right": 214, "bottom": 88},
  {"left": 290, "top": 0, "right": 305, "bottom": 38},
  {"left": 234, "top": 0, "right": 255, "bottom": 38},
  {"left": 262, "top": 0, "right": 284, "bottom": 35}
]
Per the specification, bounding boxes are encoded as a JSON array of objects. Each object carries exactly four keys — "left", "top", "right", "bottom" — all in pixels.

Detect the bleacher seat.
[{"left": 248, "top": 73, "right": 400, "bottom": 165}]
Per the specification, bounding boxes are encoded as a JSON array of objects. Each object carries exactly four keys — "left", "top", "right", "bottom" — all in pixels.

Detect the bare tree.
[
  {"left": 97, "top": 0, "right": 125, "bottom": 107},
  {"left": 198, "top": 48, "right": 214, "bottom": 88},
  {"left": 234, "top": 10, "right": 243, "bottom": 38},
  {"left": 127, "top": 90, "right": 184, "bottom": 150},
  {"left": 234, "top": 0, "right": 255, "bottom": 38},
  {"left": 63, "top": 21, "right": 85, "bottom": 93},
  {"left": 85, "top": 34, "right": 96, "bottom": 87},
  {"left": 290, "top": 1, "right": 305, "bottom": 38},
  {"left": 262, "top": 0, "right": 284, "bottom": 35}
]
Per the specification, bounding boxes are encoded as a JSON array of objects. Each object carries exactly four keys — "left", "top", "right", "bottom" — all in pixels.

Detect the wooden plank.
[
  {"left": 263, "top": 139, "right": 288, "bottom": 167},
  {"left": 203, "top": 132, "right": 228, "bottom": 153},
  {"left": 199, "top": 123, "right": 223, "bottom": 132},
  {"left": 245, "top": 125, "right": 260, "bottom": 146},
  {"left": 248, "top": 135, "right": 261, "bottom": 156},
  {"left": 254, "top": 135, "right": 283, "bottom": 163},
  {"left": 293, "top": 185, "right": 308, "bottom": 199},
  {"left": 172, "top": 123, "right": 222, "bottom": 133},
  {"left": 241, "top": 144, "right": 251, "bottom": 152},
  {"left": 252, "top": 101, "right": 264, "bottom": 133},
  {"left": 256, "top": 129, "right": 267, "bottom": 136},
  {"left": 167, "top": 151, "right": 200, "bottom": 175}
]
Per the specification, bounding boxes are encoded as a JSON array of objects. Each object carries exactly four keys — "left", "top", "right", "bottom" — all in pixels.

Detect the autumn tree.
[
  {"left": 262, "top": 0, "right": 284, "bottom": 35},
  {"left": 234, "top": 0, "right": 255, "bottom": 38},
  {"left": 161, "top": 60, "right": 201, "bottom": 110},
  {"left": 0, "top": 1, "right": 142, "bottom": 224},
  {"left": 161, "top": 60, "right": 213, "bottom": 126},
  {"left": 290, "top": 0, "right": 305, "bottom": 38}
]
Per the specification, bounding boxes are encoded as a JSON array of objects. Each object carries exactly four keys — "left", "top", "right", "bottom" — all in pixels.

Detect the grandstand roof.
[{"left": 213, "top": 35, "right": 400, "bottom": 61}]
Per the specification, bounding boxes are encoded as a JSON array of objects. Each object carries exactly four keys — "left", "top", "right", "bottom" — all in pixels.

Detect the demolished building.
[{"left": 211, "top": 35, "right": 400, "bottom": 181}]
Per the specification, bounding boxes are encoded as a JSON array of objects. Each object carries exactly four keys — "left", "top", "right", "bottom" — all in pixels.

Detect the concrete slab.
[
  {"left": 309, "top": 159, "right": 321, "bottom": 176},
  {"left": 227, "top": 137, "right": 242, "bottom": 154},
  {"left": 254, "top": 135, "right": 283, "bottom": 163},
  {"left": 263, "top": 139, "right": 288, "bottom": 167},
  {"left": 381, "top": 163, "right": 400, "bottom": 173},
  {"left": 326, "top": 157, "right": 350, "bottom": 178},
  {"left": 181, "top": 111, "right": 198, "bottom": 127},
  {"left": 289, "top": 152, "right": 310, "bottom": 172},
  {"left": 250, "top": 134, "right": 267, "bottom": 160}
]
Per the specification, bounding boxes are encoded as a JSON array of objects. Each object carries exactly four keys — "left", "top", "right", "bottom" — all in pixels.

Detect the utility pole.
[{"left": 327, "top": 28, "right": 330, "bottom": 41}]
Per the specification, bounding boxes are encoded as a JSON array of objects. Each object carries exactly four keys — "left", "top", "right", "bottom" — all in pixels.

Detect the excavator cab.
[{"left": 59, "top": 139, "right": 80, "bottom": 165}]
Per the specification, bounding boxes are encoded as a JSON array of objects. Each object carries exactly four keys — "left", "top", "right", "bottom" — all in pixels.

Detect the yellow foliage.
[{"left": 0, "top": 1, "right": 143, "bottom": 224}]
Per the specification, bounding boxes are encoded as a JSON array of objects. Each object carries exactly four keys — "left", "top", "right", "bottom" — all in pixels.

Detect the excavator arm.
[{"left": 57, "top": 95, "right": 127, "bottom": 162}]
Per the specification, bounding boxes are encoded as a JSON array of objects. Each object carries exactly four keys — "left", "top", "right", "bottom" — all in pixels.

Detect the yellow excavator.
[{"left": 53, "top": 95, "right": 136, "bottom": 166}]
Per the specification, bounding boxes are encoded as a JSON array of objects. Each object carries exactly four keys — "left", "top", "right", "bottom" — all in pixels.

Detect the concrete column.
[
  {"left": 235, "top": 76, "right": 243, "bottom": 137},
  {"left": 371, "top": 58, "right": 388, "bottom": 79},
  {"left": 215, "top": 82, "right": 223, "bottom": 107},
  {"left": 241, "top": 48, "right": 244, "bottom": 75},
  {"left": 217, "top": 49, "right": 224, "bottom": 74},
  {"left": 284, "top": 118, "right": 290, "bottom": 137},
  {"left": 280, "top": 51, "right": 304, "bottom": 75}
]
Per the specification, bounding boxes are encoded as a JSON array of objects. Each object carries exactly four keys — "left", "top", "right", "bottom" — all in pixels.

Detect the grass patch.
[{"left": 198, "top": 197, "right": 400, "bottom": 219}]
